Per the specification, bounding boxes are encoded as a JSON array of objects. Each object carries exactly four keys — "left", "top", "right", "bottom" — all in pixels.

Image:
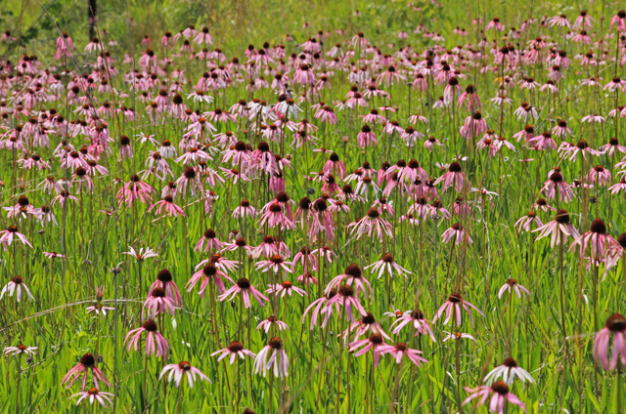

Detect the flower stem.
[{"left": 15, "top": 355, "right": 22, "bottom": 414}]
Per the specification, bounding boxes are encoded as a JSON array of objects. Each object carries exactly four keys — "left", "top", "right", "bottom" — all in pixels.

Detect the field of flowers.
[{"left": 1, "top": 0, "right": 626, "bottom": 413}]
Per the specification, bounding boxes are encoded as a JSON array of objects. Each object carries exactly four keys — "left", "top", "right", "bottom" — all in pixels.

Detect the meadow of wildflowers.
[{"left": 2, "top": 0, "right": 626, "bottom": 413}]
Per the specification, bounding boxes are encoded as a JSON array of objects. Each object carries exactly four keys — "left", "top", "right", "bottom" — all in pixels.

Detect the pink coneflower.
[
  {"left": 533, "top": 198, "right": 556, "bottom": 212},
  {"left": 257, "top": 315, "right": 289, "bottom": 333},
  {"left": 610, "top": 177, "right": 626, "bottom": 195},
  {"left": 443, "top": 77, "right": 462, "bottom": 105},
  {"left": 365, "top": 253, "right": 411, "bottom": 279},
  {"left": 160, "top": 361, "right": 210, "bottom": 389},
  {"left": 266, "top": 281, "right": 307, "bottom": 298},
  {"left": 86, "top": 302, "right": 115, "bottom": 316},
  {"left": 586, "top": 165, "right": 611, "bottom": 186},
  {"left": 515, "top": 211, "right": 543, "bottom": 232},
  {"left": 434, "top": 161, "right": 469, "bottom": 192},
  {"left": 0, "top": 225, "right": 33, "bottom": 249},
  {"left": 594, "top": 313, "right": 626, "bottom": 370},
  {"left": 513, "top": 125, "right": 535, "bottom": 143},
  {"left": 549, "top": 14, "right": 571, "bottom": 28},
  {"left": 443, "top": 332, "right": 477, "bottom": 342},
  {"left": 610, "top": 10, "right": 626, "bottom": 32},
  {"left": 143, "top": 287, "right": 176, "bottom": 319},
  {"left": 123, "top": 246, "right": 159, "bottom": 262},
  {"left": 62, "top": 353, "right": 111, "bottom": 390},
  {"left": 292, "top": 64, "right": 316, "bottom": 87},
  {"left": 390, "top": 309, "right": 436, "bottom": 341},
  {"left": 407, "top": 197, "right": 432, "bottom": 220},
  {"left": 219, "top": 278, "right": 269, "bottom": 308},
  {"left": 292, "top": 247, "right": 319, "bottom": 273},
  {"left": 0, "top": 276, "right": 34, "bottom": 302},
  {"left": 325, "top": 284, "right": 368, "bottom": 324},
  {"left": 258, "top": 203, "right": 295, "bottom": 231},
  {"left": 424, "top": 136, "right": 442, "bottom": 152},
  {"left": 498, "top": 279, "right": 531, "bottom": 299},
  {"left": 187, "top": 263, "right": 233, "bottom": 296},
  {"left": 570, "top": 219, "right": 621, "bottom": 262},
  {"left": 194, "top": 229, "right": 222, "bottom": 252},
  {"left": 176, "top": 167, "right": 205, "bottom": 197},
  {"left": 529, "top": 131, "right": 557, "bottom": 150},
  {"left": 325, "top": 264, "right": 373, "bottom": 298},
  {"left": 212, "top": 341, "right": 257, "bottom": 364},
  {"left": 148, "top": 195, "right": 185, "bottom": 217},
  {"left": 296, "top": 271, "right": 318, "bottom": 286},
  {"left": 484, "top": 357, "right": 534, "bottom": 385},
  {"left": 255, "top": 255, "right": 294, "bottom": 275},
  {"left": 116, "top": 174, "right": 154, "bottom": 207},
  {"left": 148, "top": 269, "right": 183, "bottom": 308},
  {"left": 463, "top": 381, "right": 527, "bottom": 414},
  {"left": 533, "top": 209, "right": 580, "bottom": 248},
  {"left": 600, "top": 137, "right": 626, "bottom": 157},
  {"left": 486, "top": 17, "right": 504, "bottom": 31},
  {"left": 341, "top": 312, "right": 390, "bottom": 340},
  {"left": 323, "top": 152, "right": 347, "bottom": 179},
  {"left": 84, "top": 37, "right": 103, "bottom": 53},
  {"left": 379, "top": 342, "right": 428, "bottom": 366},
  {"left": 349, "top": 333, "right": 387, "bottom": 366},
  {"left": 604, "top": 77, "right": 626, "bottom": 92},
  {"left": 303, "top": 289, "right": 338, "bottom": 329},
  {"left": 458, "top": 84, "right": 481, "bottom": 111},
  {"left": 71, "top": 388, "right": 114, "bottom": 408},
  {"left": 442, "top": 223, "right": 473, "bottom": 245},
  {"left": 350, "top": 207, "right": 393, "bottom": 241},
  {"left": 431, "top": 199, "right": 451, "bottom": 220},
  {"left": 541, "top": 172, "right": 574, "bottom": 203},
  {"left": 434, "top": 292, "right": 484, "bottom": 327},
  {"left": 361, "top": 108, "right": 387, "bottom": 124},
  {"left": 124, "top": 319, "right": 169, "bottom": 357},
  {"left": 4, "top": 344, "right": 38, "bottom": 357},
  {"left": 379, "top": 65, "right": 405, "bottom": 86},
  {"left": 253, "top": 337, "right": 289, "bottom": 378},
  {"left": 233, "top": 199, "right": 257, "bottom": 219},
  {"left": 251, "top": 235, "right": 287, "bottom": 259},
  {"left": 552, "top": 120, "right": 574, "bottom": 138},
  {"left": 572, "top": 30, "right": 592, "bottom": 44}
]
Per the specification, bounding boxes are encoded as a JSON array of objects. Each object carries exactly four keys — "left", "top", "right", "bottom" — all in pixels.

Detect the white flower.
[{"left": 122, "top": 246, "right": 159, "bottom": 262}]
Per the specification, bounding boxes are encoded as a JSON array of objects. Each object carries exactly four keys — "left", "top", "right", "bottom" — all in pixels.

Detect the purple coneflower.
[
  {"left": 533, "top": 209, "right": 580, "bottom": 248},
  {"left": 497, "top": 279, "right": 530, "bottom": 299},
  {"left": 143, "top": 287, "right": 176, "bottom": 319},
  {"left": 257, "top": 315, "right": 289, "bottom": 333},
  {"left": 149, "top": 269, "right": 183, "bottom": 308},
  {"left": 0, "top": 225, "right": 33, "bottom": 249},
  {"left": 463, "top": 381, "right": 527, "bottom": 414},
  {"left": 187, "top": 263, "right": 233, "bottom": 296},
  {"left": 219, "top": 278, "right": 269, "bottom": 308},
  {"left": 570, "top": 218, "right": 621, "bottom": 262},
  {"left": 365, "top": 253, "right": 411, "bottom": 279},
  {"left": 124, "top": 319, "right": 170, "bottom": 357},
  {"left": 160, "top": 361, "right": 210, "bottom": 387},
  {"left": 484, "top": 357, "right": 534, "bottom": 385},
  {"left": 390, "top": 309, "right": 436, "bottom": 341},
  {"left": 325, "top": 264, "right": 373, "bottom": 298},
  {"left": 4, "top": 344, "right": 37, "bottom": 356},
  {"left": 593, "top": 313, "right": 626, "bottom": 370},
  {"left": 253, "top": 337, "right": 289, "bottom": 378},
  {"left": 62, "top": 352, "right": 111, "bottom": 390},
  {"left": 378, "top": 342, "right": 428, "bottom": 366},
  {"left": 211, "top": 341, "right": 257, "bottom": 364},
  {"left": 434, "top": 292, "right": 484, "bottom": 327},
  {"left": 349, "top": 333, "right": 387, "bottom": 366},
  {"left": 71, "top": 388, "right": 114, "bottom": 408},
  {"left": 1, "top": 276, "right": 34, "bottom": 302}
]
